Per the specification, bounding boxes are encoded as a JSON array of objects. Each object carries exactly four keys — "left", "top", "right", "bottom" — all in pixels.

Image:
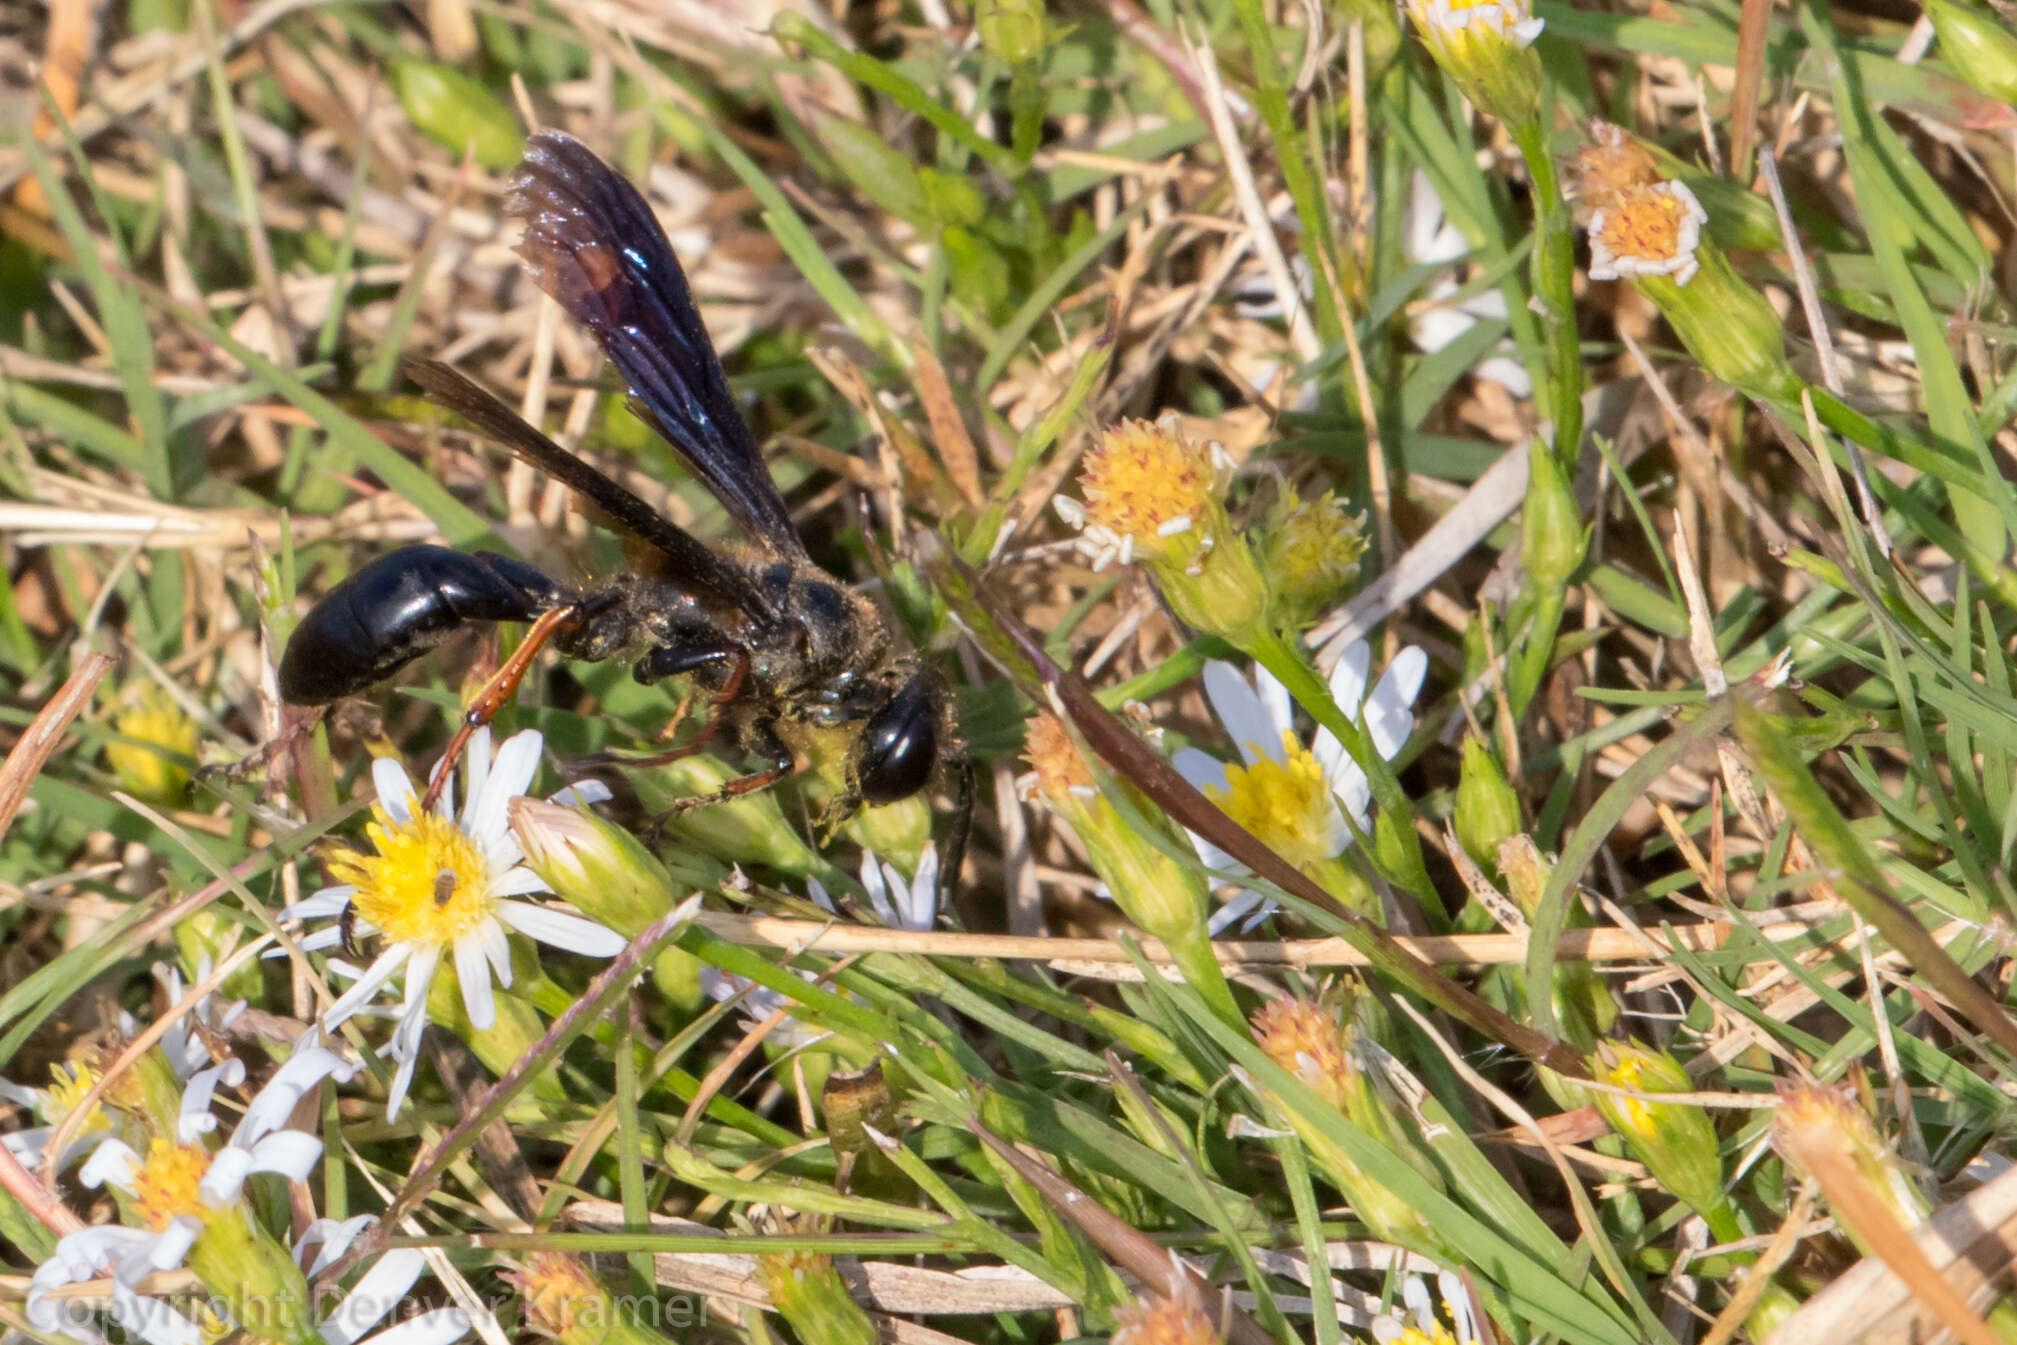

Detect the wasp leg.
[
  {"left": 650, "top": 720, "right": 794, "bottom": 820},
  {"left": 588, "top": 644, "right": 751, "bottom": 770},
  {"left": 419, "top": 603, "right": 582, "bottom": 813}
]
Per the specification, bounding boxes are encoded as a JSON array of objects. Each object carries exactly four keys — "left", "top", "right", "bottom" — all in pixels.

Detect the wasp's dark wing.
[
  {"left": 508, "top": 131, "right": 809, "bottom": 561},
  {"left": 399, "top": 357, "right": 777, "bottom": 619}
]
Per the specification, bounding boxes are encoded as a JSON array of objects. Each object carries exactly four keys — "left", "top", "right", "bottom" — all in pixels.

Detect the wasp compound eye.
[{"left": 856, "top": 676, "right": 939, "bottom": 805}]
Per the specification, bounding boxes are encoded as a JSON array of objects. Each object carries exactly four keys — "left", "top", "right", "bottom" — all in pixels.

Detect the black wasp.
[{"left": 279, "top": 130, "right": 969, "bottom": 890}]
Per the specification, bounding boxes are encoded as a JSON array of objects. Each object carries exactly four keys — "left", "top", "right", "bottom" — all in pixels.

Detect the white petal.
[
  {"left": 321, "top": 1249, "right": 429, "bottom": 1345},
  {"left": 454, "top": 935, "right": 496, "bottom": 1032},
  {"left": 1172, "top": 747, "right": 1231, "bottom": 797},
  {"left": 906, "top": 846, "right": 940, "bottom": 930},
  {"left": 358, "top": 1307, "right": 472, "bottom": 1345},
  {"left": 1331, "top": 764, "right": 1374, "bottom": 832},
  {"left": 549, "top": 780, "right": 611, "bottom": 807},
  {"left": 489, "top": 865, "right": 550, "bottom": 897},
  {"left": 1250, "top": 661, "right": 1296, "bottom": 742},
  {"left": 1405, "top": 171, "right": 1447, "bottom": 261},
  {"left": 476, "top": 916, "right": 513, "bottom": 989},
  {"left": 371, "top": 758, "right": 419, "bottom": 826},
  {"left": 1328, "top": 642, "right": 1371, "bottom": 715},
  {"left": 323, "top": 945, "right": 414, "bottom": 1033},
  {"left": 473, "top": 731, "right": 544, "bottom": 848},
  {"left": 859, "top": 849, "right": 892, "bottom": 924},
  {"left": 110, "top": 1286, "right": 201, "bottom": 1345},
  {"left": 494, "top": 901, "right": 626, "bottom": 955},
  {"left": 144, "top": 1219, "right": 198, "bottom": 1273},
  {"left": 1202, "top": 662, "right": 1276, "bottom": 766},
  {"left": 383, "top": 1051, "right": 420, "bottom": 1121},
  {"left": 1208, "top": 889, "right": 1276, "bottom": 936},
  {"left": 1184, "top": 827, "right": 1245, "bottom": 877},
  {"left": 197, "top": 1147, "right": 254, "bottom": 1205},
  {"left": 806, "top": 877, "right": 835, "bottom": 912},
  {"left": 176, "top": 1059, "right": 245, "bottom": 1142},
  {"left": 282, "top": 886, "right": 356, "bottom": 922},
  {"left": 401, "top": 944, "right": 443, "bottom": 1024},
  {"left": 79, "top": 1140, "right": 140, "bottom": 1191},
  {"left": 1366, "top": 647, "right": 1428, "bottom": 759},
  {"left": 241, "top": 1130, "right": 326, "bottom": 1184},
  {"left": 298, "top": 1215, "right": 378, "bottom": 1277},
  {"left": 462, "top": 728, "right": 493, "bottom": 812}
]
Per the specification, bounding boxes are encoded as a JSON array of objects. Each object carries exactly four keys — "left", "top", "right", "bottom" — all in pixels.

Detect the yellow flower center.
[
  {"left": 1596, "top": 189, "right": 1690, "bottom": 267},
  {"left": 105, "top": 686, "right": 199, "bottom": 802},
  {"left": 1601, "top": 1051, "right": 1658, "bottom": 1135},
  {"left": 1205, "top": 733, "right": 1339, "bottom": 869},
  {"left": 1079, "top": 420, "right": 1221, "bottom": 545},
  {"left": 131, "top": 1138, "right": 212, "bottom": 1230},
  {"left": 42, "top": 1062, "right": 110, "bottom": 1134},
  {"left": 326, "top": 809, "right": 494, "bottom": 946}
]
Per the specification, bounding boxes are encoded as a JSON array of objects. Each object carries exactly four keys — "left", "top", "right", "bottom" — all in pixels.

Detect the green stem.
[
  {"left": 1243, "top": 625, "right": 1442, "bottom": 920},
  {"left": 1164, "top": 924, "right": 1246, "bottom": 1031},
  {"left": 1507, "top": 585, "right": 1566, "bottom": 719},
  {"left": 1509, "top": 115, "right": 1583, "bottom": 462}
]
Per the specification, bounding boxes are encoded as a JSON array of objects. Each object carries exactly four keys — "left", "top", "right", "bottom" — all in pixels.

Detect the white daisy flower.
[
  {"left": 1405, "top": 171, "right": 1534, "bottom": 400},
  {"left": 280, "top": 728, "right": 623, "bottom": 1116},
  {"left": 37, "top": 1048, "right": 354, "bottom": 1345},
  {"left": 1172, "top": 643, "right": 1426, "bottom": 928},
  {"left": 859, "top": 844, "right": 940, "bottom": 933},
  {"left": 294, "top": 1216, "right": 473, "bottom": 1345}
]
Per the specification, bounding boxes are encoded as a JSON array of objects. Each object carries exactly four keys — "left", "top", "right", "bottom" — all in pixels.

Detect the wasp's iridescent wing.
[
  {"left": 509, "top": 131, "right": 810, "bottom": 562},
  {"left": 400, "top": 357, "right": 778, "bottom": 619}
]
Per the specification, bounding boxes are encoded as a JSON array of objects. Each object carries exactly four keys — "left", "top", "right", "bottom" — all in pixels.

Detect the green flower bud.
[
  {"left": 390, "top": 60, "right": 521, "bottom": 169},
  {"left": 1259, "top": 489, "right": 1367, "bottom": 630},
  {"left": 977, "top": 0, "right": 1047, "bottom": 63},
  {"left": 629, "top": 755, "right": 820, "bottom": 877},
  {"left": 1773, "top": 1082, "right": 1930, "bottom": 1256},
  {"left": 510, "top": 797, "right": 692, "bottom": 935},
  {"left": 1250, "top": 995, "right": 1450, "bottom": 1256},
  {"left": 1591, "top": 1039, "right": 1725, "bottom": 1218},
  {"left": 1455, "top": 736, "right": 1522, "bottom": 872},
  {"left": 1521, "top": 439, "right": 1586, "bottom": 592},
  {"left": 1926, "top": 0, "right": 2017, "bottom": 103}
]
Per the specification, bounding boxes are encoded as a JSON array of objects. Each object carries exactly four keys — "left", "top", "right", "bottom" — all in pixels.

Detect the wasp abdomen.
[{"left": 279, "top": 546, "right": 562, "bottom": 705}]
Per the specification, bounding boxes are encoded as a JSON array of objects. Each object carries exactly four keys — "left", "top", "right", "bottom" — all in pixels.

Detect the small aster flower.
[
  {"left": 1404, "top": 171, "right": 1533, "bottom": 400},
  {"left": 282, "top": 728, "right": 623, "bottom": 1116},
  {"left": 1173, "top": 644, "right": 1425, "bottom": 923},
  {"left": 1370, "top": 1271, "right": 1485, "bottom": 1345},
  {"left": 1580, "top": 175, "right": 1801, "bottom": 400},
  {"left": 1587, "top": 179, "right": 1708, "bottom": 286},
  {"left": 1055, "top": 418, "right": 1272, "bottom": 646},
  {"left": 1405, "top": 0, "right": 1544, "bottom": 125},
  {"left": 859, "top": 844, "right": 939, "bottom": 932},
  {"left": 1591, "top": 1039, "right": 1725, "bottom": 1219}
]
